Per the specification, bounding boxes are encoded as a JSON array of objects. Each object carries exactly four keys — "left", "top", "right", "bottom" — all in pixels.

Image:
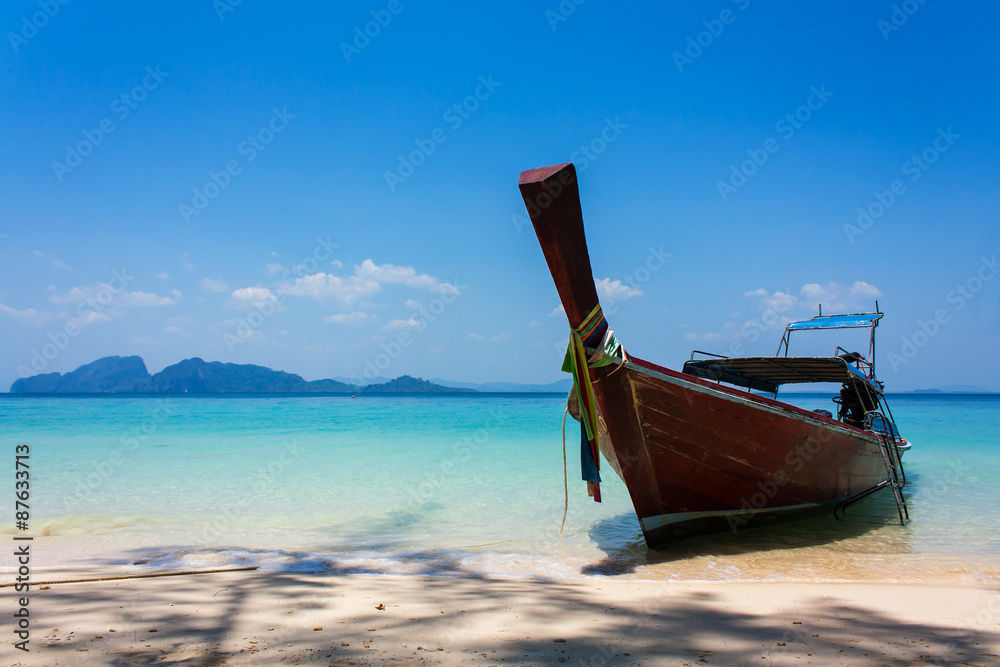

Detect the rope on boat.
[
  {"left": 560, "top": 407, "right": 569, "bottom": 535},
  {"left": 0, "top": 565, "right": 259, "bottom": 588},
  {"left": 591, "top": 350, "right": 629, "bottom": 385}
]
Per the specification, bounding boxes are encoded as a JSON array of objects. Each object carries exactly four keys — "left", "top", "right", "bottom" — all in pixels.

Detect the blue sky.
[{"left": 2, "top": 0, "right": 998, "bottom": 391}]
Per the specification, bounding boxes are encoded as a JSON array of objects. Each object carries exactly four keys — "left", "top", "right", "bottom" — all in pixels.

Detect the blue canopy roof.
[{"left": 785, "top": 313, "right": 882, "bottom": 331}]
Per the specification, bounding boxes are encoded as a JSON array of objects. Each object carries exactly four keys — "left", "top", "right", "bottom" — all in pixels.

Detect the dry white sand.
[{"left": 6, "top": 568, "right": 1000, "bottom": 665}]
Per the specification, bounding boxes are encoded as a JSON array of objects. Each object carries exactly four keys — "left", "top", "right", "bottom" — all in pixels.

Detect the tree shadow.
[{"left": 32, "top": 567, "right": 1000, "bottom": 665}]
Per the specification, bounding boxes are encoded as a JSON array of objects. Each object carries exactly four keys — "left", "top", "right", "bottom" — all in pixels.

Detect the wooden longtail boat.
[{"left": 518, "top": 162, "right": 909, "bottom": 550}]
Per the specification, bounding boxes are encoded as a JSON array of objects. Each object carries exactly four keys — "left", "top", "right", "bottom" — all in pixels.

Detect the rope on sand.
[
  {"left": 0, "top": 565, "right": 259, "bottom": 588},
  {"left": 453, "top": 540, "right": 519, "bottom": 549}
]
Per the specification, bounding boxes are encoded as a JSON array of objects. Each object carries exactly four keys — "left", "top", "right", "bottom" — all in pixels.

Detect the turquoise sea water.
[{"left": 1, "top": 393, "right": 998, "bottom": 583}]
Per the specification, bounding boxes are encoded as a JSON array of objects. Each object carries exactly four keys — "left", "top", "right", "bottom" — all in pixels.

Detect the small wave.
[
  {"left": 124, "top": 546, "right": 598, "bottom": 580},
  {"left": 0, "top": 514, "right": 159, "bottom": 537}
]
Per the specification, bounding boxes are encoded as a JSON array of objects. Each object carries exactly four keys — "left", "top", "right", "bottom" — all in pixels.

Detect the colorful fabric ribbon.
[{"left": 561, "top": 304, "right": 623, "bottom": 503}]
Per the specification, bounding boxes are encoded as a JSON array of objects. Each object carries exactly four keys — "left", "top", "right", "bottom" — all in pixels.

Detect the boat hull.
[{"left": 591, "top": 356, "right": 886, "bottom": 549}]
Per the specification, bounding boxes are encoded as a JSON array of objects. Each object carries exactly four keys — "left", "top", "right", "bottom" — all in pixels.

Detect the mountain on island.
[
  {"left": 9, "top": 356, "right": 476, "bottom": 395},
  {"left": 333, "top": 376, "right": 393, "bottom": 386},
  {"left": 14, "top": 355, "right": 153, "bottom": 394}
]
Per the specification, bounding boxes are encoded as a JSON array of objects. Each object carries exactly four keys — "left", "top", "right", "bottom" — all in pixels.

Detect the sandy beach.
[{"left": 8, "top": 568, "right": 999, "bottom": 666}]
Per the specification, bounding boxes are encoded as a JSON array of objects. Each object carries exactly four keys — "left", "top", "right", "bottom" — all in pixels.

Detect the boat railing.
[
  {"left": 689, "top": 350, "right": 729, "bottom": 361},
  {"left": 835, "top": 408, "right": 909, "bottom": 524},
  {"left": 835, "top": 345, "right": 875, "bottom": 382},
  {"left": 865, "top": 410, "right": 898, "bottom": 437},
  {"left": 778, "top": 306, "right": 882, "bottom": 378},
  {"left": 865, "top": 409, "right": 908, "bottom": 490}
]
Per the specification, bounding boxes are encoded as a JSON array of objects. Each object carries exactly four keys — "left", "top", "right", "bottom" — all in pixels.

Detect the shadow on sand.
[{"left": 32, "top": 565, "right": 999, "bottom": 666}]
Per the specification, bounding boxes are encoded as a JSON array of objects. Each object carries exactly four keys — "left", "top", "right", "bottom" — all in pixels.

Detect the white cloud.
[
  {"left": 164, "top": 325, "right": 187, "bottom": 336},
  {"left": 798, "top": 281, "right": 883, "bottom": 312},
  {"left": 330, "top": 259, "right": 343, "bottom": 269},
  {"left": 849, "top": 281, "right": 882, "bottom": 299},
  {"left": 200, "top": 277, "right": 229, "bottom": 293},
  {"left": 468, "top": 333, "right": 483, "bottom": 340},
  {"left": 47, "top": 286, "right": 92, "bottom": 304},
  {"left": 595, "top": 277, "right": 642, "bottom": 300},
  {"left": 231, "top": 286, "right": 275, "bottom": 302},
  {"left": 761, "top": 291, "right": 798, "bottom": 314},
  {"left": 800, "top": 283, "right": 831, "bottom": 301},
  {"left": 405, "top": 299, "right": 423, "bottom": 310},
  {"left": 68, "top": 311, "right": 110, "bottom": 328},
  {"left": 355, "top": 259, "right": 461, "bottom": 295},
  {"left": 31, "top": 250, "right": 72, "bottom": 271},
  {"left": 743, "top": 287, "right": 798, "bottom": 313},
  {"left": 385, "top": 317, "right": 422, "bottom": 330},
  {"left": 277, "top": 272, "right": 380, "bottom": 305},
  {"left": 689, "top": 280, "right": 887, "bottom": 344},
  {"left": 527, "top": 320, "right": 540, "bottom": 327},
  {"left": 222, "top": 319, "right": 268, "bottom": 342},
  {"left": 0, "top": 303, "right": 52, "bottom": 326},
  {"left": 230, "top": 286, "right": 283, "bottom": 310},
  {"left": 265, "top": 263, "right": 285, "bottom": 275},
  {"left": 121, "top": 290, "right": 178, "bottom": 306},
  {"left": 323, "top": 312, "right": 369, "bottom": 324},
  {"left": 156, "top": 271, "right": 170, "bottom": 280},
  {"left": 49, "top": 284, "right": 177, "bottom": 307},
  {"left": 548, "top": 278, "right": 641, "bottom": 316},
  {"left": 683, "top": 332, "right": 721, "bottom": 342},
  {"left": 732, "top": 288, "right": 800, "bottom": 338},
  {"left": 130, "top": 336, "right": 155, "bottom": 345},
  {"left": 277, "top": 259, "right": 461, "bottom": 308}
]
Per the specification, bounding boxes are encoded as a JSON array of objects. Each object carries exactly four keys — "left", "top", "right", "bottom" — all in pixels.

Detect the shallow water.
[{"left": 2, "top": 393, "right": 997, "bottom": 583}]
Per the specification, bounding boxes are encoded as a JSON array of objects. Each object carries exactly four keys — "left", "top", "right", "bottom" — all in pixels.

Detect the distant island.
[
  {"left": 334, "top": 376, "right": 574, "bottom": 394},
  {"left": 9, "top": 356, "right": 478, "bottom": 395},
  {"left": 902, "top": 384, "right": 998, "bottom": 394}
]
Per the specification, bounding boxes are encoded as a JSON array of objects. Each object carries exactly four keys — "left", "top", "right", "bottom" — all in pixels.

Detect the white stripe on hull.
[{"left": 639, "top": 498, "right": 846, "bottom": 532}]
